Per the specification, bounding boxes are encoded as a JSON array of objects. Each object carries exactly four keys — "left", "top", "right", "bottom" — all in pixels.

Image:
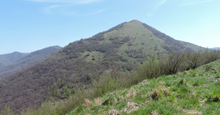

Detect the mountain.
[
  {"left": 0, "top": 20, "right": 206, "bottom": 113},
  {"left": 0, "top": 46, "right": 62, "bottom": 79},
  {"left": 0, "top": 52, "right": 28, "bottom": 69},
  {"left": 178, "top": 40, "right": 205, "bottom": 52},
  {"left": 211, "top": 47, "right": 220, "bottom": 50}
]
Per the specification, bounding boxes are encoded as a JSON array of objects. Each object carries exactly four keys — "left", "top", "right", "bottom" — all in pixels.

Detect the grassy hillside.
[
  {"left": 0, "top": 52, "right": 28, "bottom": 69},
  {"left": 0, "top": 46, "right": 62, "bottom": 79},
  {"left": 0, "top": 20, "right": 207, "bottom": 114},
  {"left": 68, "top": 59, "right": 220, "bottom": 115}
]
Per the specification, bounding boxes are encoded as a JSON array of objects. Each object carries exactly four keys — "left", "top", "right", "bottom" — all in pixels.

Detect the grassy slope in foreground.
[{"left": 68, "top": 59, "right": 220, "bottom": 115}]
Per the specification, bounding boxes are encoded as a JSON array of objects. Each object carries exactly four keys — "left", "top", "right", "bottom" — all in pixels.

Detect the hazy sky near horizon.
[{"left": 0, "top": 0, "right": 220, "bottom": 54}]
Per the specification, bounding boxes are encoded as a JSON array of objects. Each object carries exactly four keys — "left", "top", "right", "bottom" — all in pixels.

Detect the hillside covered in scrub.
[
  {"left": 68, "top": 59, "right": 220, "bottom": 115},
  {"left": 14, "top": 50, "right": 220, "bottom": 115},
  {"left": 0, "top": 20, "right": 206, "bottom": 114}
]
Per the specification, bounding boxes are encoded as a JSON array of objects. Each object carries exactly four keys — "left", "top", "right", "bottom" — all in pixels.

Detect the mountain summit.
[{"left": 0, "top": 20, "right": 205, "bottom": 113}]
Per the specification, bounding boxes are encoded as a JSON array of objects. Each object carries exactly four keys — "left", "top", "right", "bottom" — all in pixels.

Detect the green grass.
[{"left": 67, "top": 59, "right": 220, "bottom": 115}]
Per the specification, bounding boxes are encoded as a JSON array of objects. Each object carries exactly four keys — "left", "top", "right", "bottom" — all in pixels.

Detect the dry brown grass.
[
  {"left": 126, "top": 88, "right": 137, "bottom": 97},
  {"left": 84, "top": 99, "right": 91, "bottom": 107},
  {"left": 123, "top": 101, "right": 140, "bottom": 114}
]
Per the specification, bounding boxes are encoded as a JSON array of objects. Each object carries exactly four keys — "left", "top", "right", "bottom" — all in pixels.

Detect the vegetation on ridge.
[{"left": 11, "top": 49, "right": 220, "bottom": 115}]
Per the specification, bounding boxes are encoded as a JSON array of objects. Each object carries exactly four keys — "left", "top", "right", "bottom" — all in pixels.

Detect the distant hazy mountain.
[
  {"left": 0, "top": 52, "right": 28, "bottom": 69},
  {"left": 0, "top": 46, "right": 62, "bottom": 79},
  {"left": 0, "top": 20, "right": 206, "bottom": 114},
  {"left": 211, "top": 47, "right": 220, "bottom": 50},
  {"left": 177, "top": 40, "right": 205, "bottom": 52}
]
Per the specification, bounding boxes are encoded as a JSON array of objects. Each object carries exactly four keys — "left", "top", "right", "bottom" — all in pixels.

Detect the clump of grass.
[
  {"left": 206, "top": 90, "right": 220, "bottom": 103},
  {"left": 149, "top": 89, "right": 161, "bottom": 100},
  {"left": 75, "top": 105, "right": 84, "bottom": 113},
  {"left": 189, "top": 69, "right": 197, "bottom": 77},
  {"left": 204, "top": 65, "right": 212, "bottom": 72},
  {"left": 148, "top": 87, "right": 169, "bottom": 100},
  {"left": 177, "top": 79, "right": 187, "bottom": 86},
  {"left": 193, "top": 81, "right": 200, "bottom": 87}
]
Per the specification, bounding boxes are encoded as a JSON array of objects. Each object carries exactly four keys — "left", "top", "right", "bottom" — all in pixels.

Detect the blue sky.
[{"left": 0, "top": 0, "right": 220, "bottom": 54}]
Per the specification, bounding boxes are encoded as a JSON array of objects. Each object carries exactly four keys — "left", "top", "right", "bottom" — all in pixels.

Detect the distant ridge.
[
  {"left": 0, "top": 20, "right": 206, "bottom": 113},
  {"left": 178, "top": 40, "right": 205, "bottom": 52},
  {"left": 0, "top": 46, "right": 62, "bottom": 79},
  {"left": 0, "top": 52, "right": 28, "bottom": 69},
  {"left": 211, "top": 47, "right": 220, "bottom": 50}
]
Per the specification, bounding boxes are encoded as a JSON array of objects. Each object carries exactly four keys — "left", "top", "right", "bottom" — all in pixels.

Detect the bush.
[
  {"left": 137, "top": 54, "right": 162, "bottom": 80},
  {"left": 93, "top": 75, "right": 121, "bottom": 96},
  {"left": 138, "top": 50, "right": 220, "bottom": 79}
]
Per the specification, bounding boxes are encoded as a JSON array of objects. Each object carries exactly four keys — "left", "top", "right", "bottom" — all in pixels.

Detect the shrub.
[
  {"left": 138, "top": 50, "right": 220, "bottom": 79},
  {"left": 0, "top": 104, "right": 14, "bottom": 115},
  {"left": 137, "top": 54, "right": 162, "bottom": 80}
]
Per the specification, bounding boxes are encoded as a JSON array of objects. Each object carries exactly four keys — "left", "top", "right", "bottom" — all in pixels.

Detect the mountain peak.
[
  {"left": 129, "top": 19, "right": 142, "bottom": 23},
  {"left": 125, "top": 19, "right": 143, "bottom": 25}
]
